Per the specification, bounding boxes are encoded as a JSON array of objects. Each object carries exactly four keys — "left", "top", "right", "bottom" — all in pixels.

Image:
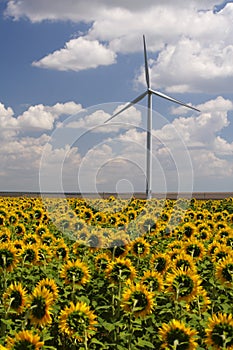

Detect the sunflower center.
[
  {"left": 67, "top": 267, "right": 84, "bottom": 282},
  {"left": 23, "top": 249, "right": 36, "bottom": 263},
  {"left": 143, "top": 277, "right": 159, "bottom": 291},
  {"left": 111, "top": 263, "right": 131, "bottom": 281},
  {"left": 88, "top": 235, "right": 100, "bottom": 247},
  {"left": 31, "top": 296, "right": 46, "bottom": 319},
  {"left": 13, "top": 340, "right": 36, "bottom": 350},
  {"left": 166, "top": 328, "right": 190, "bottom": 350},
  {"left": 211, "top": 323, "right": 233, "bottom": 347},
  {"left": 11, "top": 290, "right": 23, "bottom": 309},
  {"left": 0, "top": 249, "right": 14, "bottom": 268},
  {"left": 142, "top": 219, "right": 156, "bottom": 233},
  {"left": 129, "top": 291, "right": 148, "bottom": 310},
  {"left": 186, "top": 244, "right": 201, "bottom": 257},
  {"left": 153, "top": 257, "right": 166, "bottom": 272},
  {"left": 176, "top": 259, "right": 191, "bottom": 270},
  {"left": 67, "top": 311, "right": 89, "bottom": 333},
  {"left": 56, "top": 247, "right": 67, "bottom": 259},
  {"left": 173, "top": 275, "right": 194, "bottom": 297},
  {"left": 110, "top": 240, "right": 126, "bottom": 258},
  {"left": 183, "top": 226, "right": 193, "bottom": 238},
  {"left": 133, "top": 243, "right": 146, "bottom": 255},
  {"left": 222, "top": 264, "right": 233, "bottom": 282}
]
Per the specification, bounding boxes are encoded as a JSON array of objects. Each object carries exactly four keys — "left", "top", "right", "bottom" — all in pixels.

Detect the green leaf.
[{"left": 136, "top": 339, "right": 154, "bottom": 348}]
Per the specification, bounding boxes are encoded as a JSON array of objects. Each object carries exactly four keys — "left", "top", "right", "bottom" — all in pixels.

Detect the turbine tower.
[{"left": 105, "top": 35, "right": 200, "bottom": 199}]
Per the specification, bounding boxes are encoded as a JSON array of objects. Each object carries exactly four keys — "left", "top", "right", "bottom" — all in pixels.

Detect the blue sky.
[{"left": 1, "top": 0, "right": 233, "bottom": 194}]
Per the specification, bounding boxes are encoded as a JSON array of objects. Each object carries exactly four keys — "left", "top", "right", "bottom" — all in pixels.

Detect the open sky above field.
[{"left": 1, "top": 0, "right": 233, "bottom": 194}]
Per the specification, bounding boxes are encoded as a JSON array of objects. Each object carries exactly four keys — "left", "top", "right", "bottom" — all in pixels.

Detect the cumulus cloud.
[
  {"left": 32, "top": 37, "right": 116, "bottom": 71},
  {"left": 0, "top": 101, "right": 83, "bottom": 131},
  {"left": 6, "top": 0, "right": 233, "bottom": 92},
  {"left": 0, "top": 96, "right": 233, "bottom": 191},
  {"left": 64, "top": 105, "right": 142, "bottom": 133}
]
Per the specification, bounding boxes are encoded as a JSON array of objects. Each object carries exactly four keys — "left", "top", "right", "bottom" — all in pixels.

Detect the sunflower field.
[{"left": 0, "top": 195, "right": 233, "bottom": 349}]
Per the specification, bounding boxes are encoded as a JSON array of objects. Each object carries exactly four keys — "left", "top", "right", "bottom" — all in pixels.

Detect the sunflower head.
[
  {"left": 6, "top": 330, "right": 44, "bottom": 350},
  {"left": 105, "top": 257, "right": 137, "bottom": 283},
  {"left": 141, "top": 270, "right": 164, "bottom": 292},
  {"left": 59, "top": 301, "right": 97, "bottom": 342},
  {"left": 166, "top": 268, "right": 201, "bottom": 302},
  {"left": 36, "top": 278, "right": 59, "bottom": 302},
  {"left": 130, "top": 237, "right": 150, "bottom": 258},
  {"left": 150, "top": 253, "right": 169, "bottom": 274},
  {"left": 122, "top": 282, "right": 154, "bottom": 318},
  {"left": 60, "top": 259, "right": 91, "bottom": 285},
  {"left": 3, "top": 282, "right": 27, "bottom": 314},
  {"left": 215, "top": 257, "right": 233, "bottom": 287},
  {"left": 159, "top": 319, "right": 198, "bottom": 350},
  {"left": 0, "top": 242, "right": 18, "bottom": 272},
  {"left": 205, "top": 313, "right": 233, "bottom": 349},
  {"left": 28, "top": 286, "right": 53, "bottom": 327}
]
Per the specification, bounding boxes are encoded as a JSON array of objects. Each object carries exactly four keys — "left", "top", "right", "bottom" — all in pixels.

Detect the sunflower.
[
  {"left": 159, "top": 319, "right": 198, "bottom": 349},
  {"left": 3, "top": 282, "right": 27, "bottom": 314},
  {"left": 0, "top": 228, "right": 10, "bottom": 242},
  {"left": 186, "top": 286, "right": 211, "bottom": 313},
  {"left": 36, "top": 278, "right": 59, "bottom": 302},
  {"left": 54, "top": 241, "right": 69, "bottom": 260},
  {"left": 59, "top": 301, "right": 97, "bottom": 342},
  {"left": 12, "top": 239, "right": 24, "bottom": 252},
  {"left": 137, "top": 215, "right": 158, "bottom": 234},
  {"left": 108, "top": 232, "right": 130, "bottom": 258},
  {"left": 6, "top": 330, "right": 44, "bottom": 350},
  {"left": 91, "top": 211, "right": 107, "bottom": 226},
  {"left": 183, "top": 239, "right": 205, "bottom": 260},
  {"left": 40, "top": 233, "right": 56, "bottom": 246},
  {"left": 87, "top": 230, "right": 104, "bottom": 249},
  {"left": 171, "top": 252, "right": 196, "bottom": 272},
  {"left": 0, "top": 214, "right": 5, "bottom": 227},
  {"left": 36, "top": 244, "right": 52, "bottom": 264},
  {"left": 166, "top": 268, "right": 201, "bottom": 302},
  {"left": 211, "top": 244, "right": 233, "bottom": 263},
  {"left": 141, "top": 270, "right": 164, "bottom": 292},
  {"left": 150, "top": 253, "right": 169, "bottom": 274},
  {"left": 0, "top": 242, "right": 18, "bottom": 272},
  {"left": 35, "top": 224, "right": 49, "bottom": 237},
  {"left": 181, "top": 223, "right": 197, "bottom": 239},
  {"left": 20, "top": 244, "right": 39, "bottom": 265},
  {"left": 28, "top": 286, "right": 53, "bottom": 327},
  {"left": 94, "top": 252, "right": 111, "bottom": 272},
  {"left": 130, "top": 237, "right": 150, "bottom": 258},
  {"left": 60, "top": 259, "right": 91, "bottom": 285},
  {"left": 105, "top": 257, "right": 137, "bottom": 283},
  {"left": 215, "top": 257, "right": 233, "bottom": 287},
  {"left": 13, "top": 223, "right": 26, "bottom": 236},
  {"left": 205, "top": 313, "right": 233, "bottom": 349},
  {"left": 23, "top": 233, "right": 39, "bottom": 245},
  {"left": 0, "top": 344, "right": 7, "bottom": 350},
  {"left": 217, "top": 227, "right": 233, "bottom": 240},
  {"left": 121, "top": 282, "right": 154, "bottom": 318}
]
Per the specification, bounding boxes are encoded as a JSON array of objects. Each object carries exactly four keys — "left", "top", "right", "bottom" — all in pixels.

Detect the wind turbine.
[{"left": 105, "top": 35, "right": 200, "bottom": 199}]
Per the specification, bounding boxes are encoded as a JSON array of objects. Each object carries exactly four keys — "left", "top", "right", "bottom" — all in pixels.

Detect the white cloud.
[
  {"left": 0, "top": 101, "right": 83, "bottom": 131},
  {"left": 6, "top": 0, "right": 233, "bottom": 93},
  {"left": 32, "top": 37, "right": 116, "bottom": 71},
  {"left": 0, "top": 96, "right": 233, "bottom": 191},
  {"left": 64, "top": 105, "right": 142, "bottom": 133}
]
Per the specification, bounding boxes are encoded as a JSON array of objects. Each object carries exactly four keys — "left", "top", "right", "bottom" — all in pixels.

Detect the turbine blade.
[
  {"left": 149, "top": 88, "right": 201, "bottom": 112},
  {"left": 143, "top": 35, "right": 150, "bottom": 88},
  {"left": 104, "top": 91, "right": 148, "bottom": 123}
]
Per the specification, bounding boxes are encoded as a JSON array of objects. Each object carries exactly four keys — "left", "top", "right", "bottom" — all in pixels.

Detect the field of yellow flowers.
[{"left": 0, "top": 195, "right": 233, "bottom": 349}]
